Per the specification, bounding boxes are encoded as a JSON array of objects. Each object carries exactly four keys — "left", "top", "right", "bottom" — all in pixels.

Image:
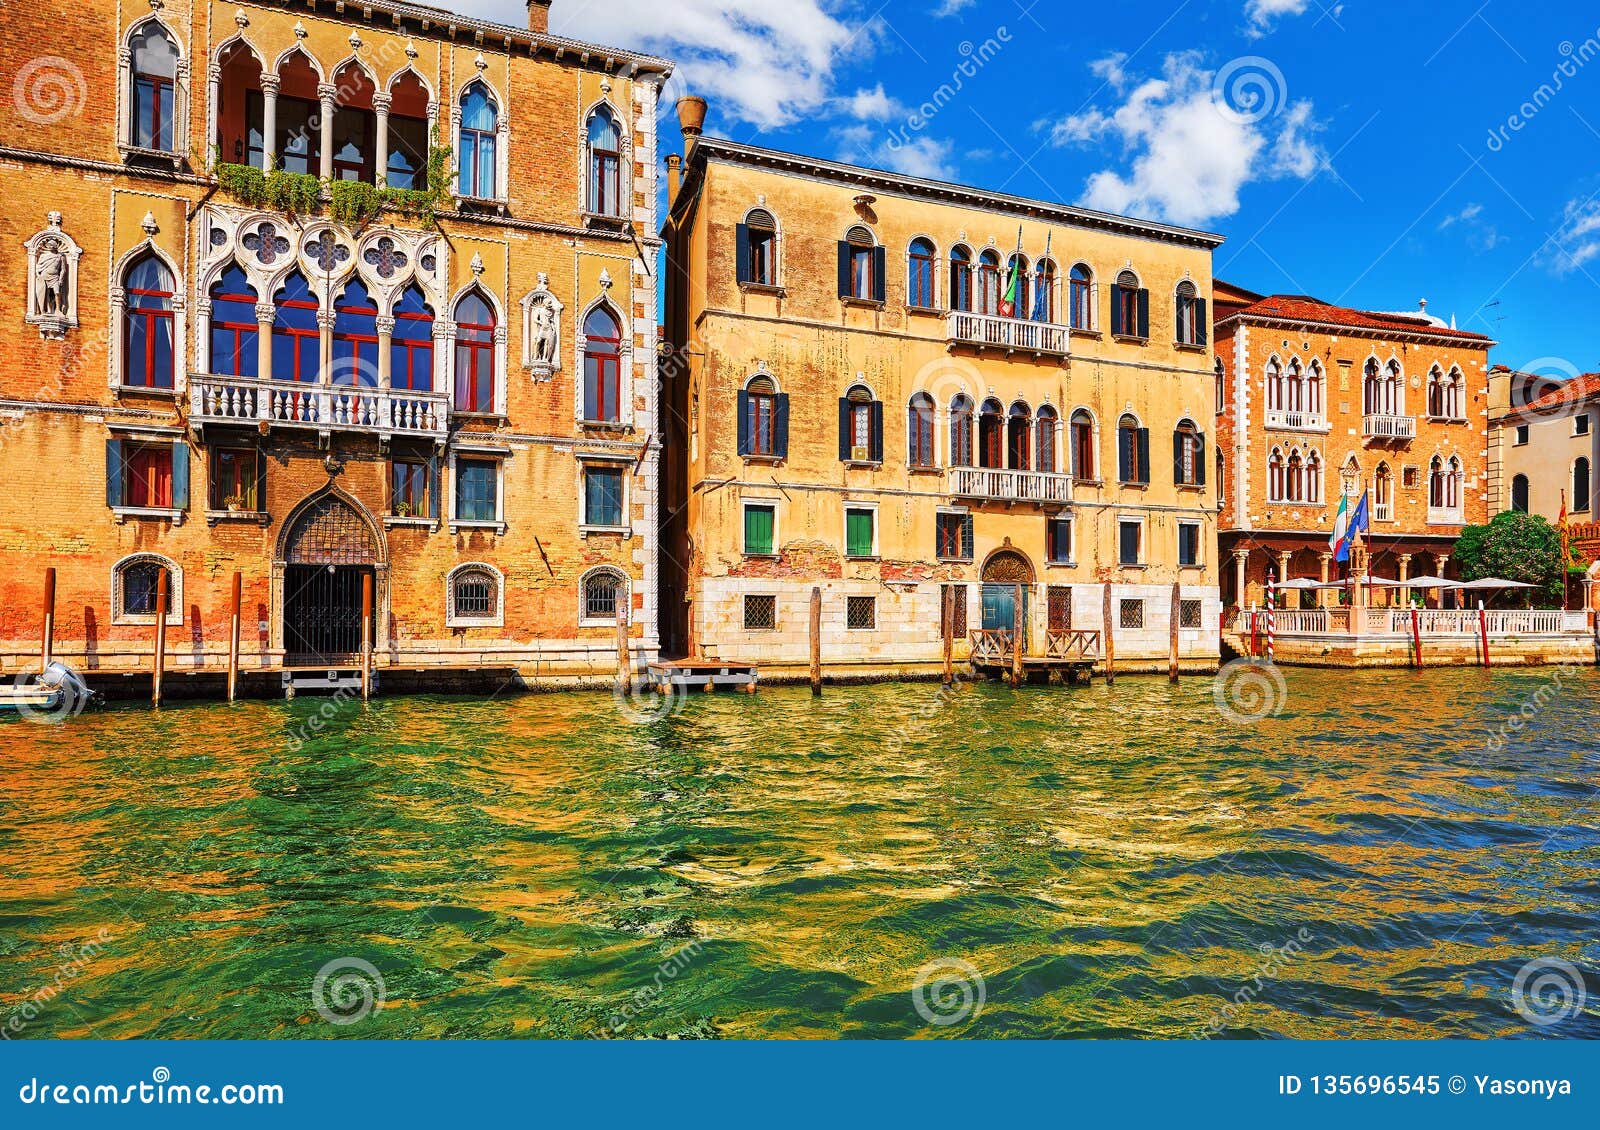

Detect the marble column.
[
  {"left": 373, "top": 93, "right": 391, "bottom": 186},
  {"left": 318, "top": 83, "right": 337, "bottom": 182},
  {"left": 260, "top": 76, "right": 280, "bottom": 171},
  {"left": 376, "top": 315, "right": 395, "bottom": 389}
]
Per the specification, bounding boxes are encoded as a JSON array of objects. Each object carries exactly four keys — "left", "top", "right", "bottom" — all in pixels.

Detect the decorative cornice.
[{"left": 1219, "top": 309, "right": 1496, "bottom": 349}]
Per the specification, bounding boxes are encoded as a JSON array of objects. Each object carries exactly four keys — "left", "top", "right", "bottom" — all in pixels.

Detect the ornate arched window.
[
  {"left": 1069, "top": 264, "right": 1093, "bottom": 330},
  {"left": 1428, "top": 456, "right": 1446, "bottom": 508},
  {"left": 1036, "top": 405, "right": 1059, "bottom": 473},
  {"left": 1305, "top": 450, "right": 1323, "bottom": 504},
  {"left": 1069, "top": 409, "right": 1096, "bottom": 480},
  {"left": 1363, "top": 358, "right": 1383, "bottom": 415},
  {"left": 391, "top": 285, "right": 434, "bottom": 391},
  {"left": 582, "top": 305, "right": 623, "bottom": 423},
  {"left": 978, "top": 398, "right": 1004, "bottom": 469},
  {"left": 272, "top": 270, "right": 319, "bottom": 383},
  {"left": 580, "top": 567, "right": 627, "bottom": 626},
  {"left": 208, "top": 264, "right": 258, "bottom": 378},
  {"left": 586, "top": 106, "right": 623, "bottom": 216},
  {"left": 1286, "top": 359, "right": 1304, "bottom": 412},
  {"left": 331, "top": 61, "right": 377, "bottom": 182},
  {"left": 949, "top": 394, "right": 974, "bottom": 467},
  {"left": 1307, "top": 360, "right": 1323, "bottom": 416},
  {"left": 112, "top": 553, "right": 181, "bottom": 626},
  {"left": 453, "top": 290, "right": 497, "bottom": 413},
  {"left": 1266, "top": 358, "right": 1284, "bottom": 412},
  {"left": 386, "top": 70, "right": 432, "bottom": 189},
  {"left": 332, "top": 278, "right": 380, "bottom": 386},
  {"left": 1374, "top": 461, "right": 1393, "bottom": 519},
  {"left": 1268, "top": 447, "right": 1286, "bottom": 501},
  {"left": 1447, "top": 367, "right": 1465, "bottom": 419},
  {"left": 908, "top": 238, "right": 937, "bottom": 308},
  {"left": 1033, "top": 259, "right": 1057, "bottom": 323},
  {"left": 907, "top": 392, "right": 936, "bottom": 468},
  {"left": 1341, "top": 455, "right": 1360, "bottom": 499},
  {"left": 122, "top": 253, "right": 175, "bottom": 389},
  {"left": 447, "top": 563, "right": 503, "bottom": 627},
  {"left": 130, "top": 23, "right": 180, "bottom": 152},
  {"left": 949, "top": 245, "right": 972, "bottom": 312},
  {"left": 1286, "top": 449, "right": 1305, "bottom": 502},
  {"left": 1006, "top": 401, "right": 1031, "bottom": 470},
  {"left": 1003, "top": 254, "right": 1029, "bottom": 318},
  {"left": 457, "top": 82, "right": 499, "bottom": 199}
]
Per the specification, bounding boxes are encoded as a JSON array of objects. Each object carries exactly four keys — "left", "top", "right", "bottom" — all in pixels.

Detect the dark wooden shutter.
[
  {"left": 253, "top": 447, "right": 268, "bottom": 511},
  {"left": 1195, "top": 298, "right": 1208, "bottom": 346},
  {"left": 837, "top": 242, "right": 851, "bottom": 298},
  {"left": 871, "top": 247, "right": 887, "bottom": 303},
  {"left": 105, "top": 439, "right": 124, "bottom": 507},
  {"left": 171, "top": 442, "right": 189, "bottom": 510},
  {"left": 869, "top": 399, "right": 884, "bottom": 462},
  {"left": 737, "top": 389, "right": 752, "bottom": 456},
  {"left": 735, "top": 224, "right": 752, "bottom": 284},
  {"left": 1117, "top": 427, "right": 1131, "bottom": 482},
  {"left": 1136, "top": 427, "right": 1151, "bottom": 483},
  {"left": 1109, "top": 285, "right": 1124, "bottom": 335},
  {"left": 1196, "top": 432, "right": 1207, "bottom": 485},
  {"left": 1136, "top": 289, "right": 1150, "bottom": 339},
  {"left": 1173, "top": 429, "right": 1185, "bottom": 485},
  {"left": 773, "top": 393, "right": 790, "bottom": 458},
  {"left": 427, "top": 452, "right": 441, "bottom": 519},
  {"left": 838, "top": 398, "right": 852, "bottom": 461}
]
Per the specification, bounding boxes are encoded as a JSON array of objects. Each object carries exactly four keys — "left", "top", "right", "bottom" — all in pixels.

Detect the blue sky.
[{"left": 462, "top": 0, "right": 1600, "bottom": 377}]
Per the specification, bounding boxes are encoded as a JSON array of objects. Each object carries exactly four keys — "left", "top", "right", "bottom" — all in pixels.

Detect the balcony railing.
[
  {"left": 1263, "top": 409, "right": 1329, "bottom": 432},
  {"left": 950, "top": 466, "right": 1073, "bottom": 504},
  {"left": 191, "top": 374, "right": 450, "bottom": 442},
  {"left": 1362, "top": 414, "right": 1416, "bottom": 440},
  {"left": 1427, "top": 506, "right": 1465, "bottom": 526},
  {"left": 1237, "top": 609, "right": 1587, "bottom": 637},
  {"left": 946, "top": 311, "right": 1069, "bottom": 356}
]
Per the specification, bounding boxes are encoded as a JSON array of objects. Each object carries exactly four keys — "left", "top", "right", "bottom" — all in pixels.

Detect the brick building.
[
  {"left": 1213, "top": 283, "right": 1493, "bottom": 608},
  {"left": 0, "top": 0, "right": 672, "bottom": 688},
  {"left": 660, "top": 106, "right": 1224, "bottom": 677}
]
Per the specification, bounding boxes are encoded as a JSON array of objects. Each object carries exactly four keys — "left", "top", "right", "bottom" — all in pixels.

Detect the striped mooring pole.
[{"left": 1265, "top": 567, "right": 1277, "bottom": 663}]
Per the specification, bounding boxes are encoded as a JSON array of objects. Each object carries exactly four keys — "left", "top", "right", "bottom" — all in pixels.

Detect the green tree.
[{"left": 1452, "top": 511, "right": 1565, "bottom": 605}]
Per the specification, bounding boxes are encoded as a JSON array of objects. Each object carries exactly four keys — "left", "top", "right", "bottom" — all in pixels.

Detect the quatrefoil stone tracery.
[
  {"left": 307, "top": 231, "right": 350, "bottom": 272},
  {"left": 364, "top": 237, "right": 408, "bottom": 279},
  {"left": 242, "top": 223, "right": 290, "bottom": 265}
]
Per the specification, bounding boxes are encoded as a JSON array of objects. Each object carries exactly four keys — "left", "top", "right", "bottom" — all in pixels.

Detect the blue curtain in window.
[
  {"left": 456, "top": 461, "right": 496, "bottom": 522},
  {"left": 124, "top": 255, "right": 175, "bottom": 389},
  {"left": 208, "top": 264, "right": 258, "bottom": 378}
]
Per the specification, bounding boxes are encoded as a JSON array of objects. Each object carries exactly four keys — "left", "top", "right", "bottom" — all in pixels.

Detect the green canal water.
[{"left": 2, "top": 667, "right": 1597, "bottom": 1039}]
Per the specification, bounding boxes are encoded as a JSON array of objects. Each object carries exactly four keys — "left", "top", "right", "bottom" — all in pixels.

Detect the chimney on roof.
[
  {"left": 677, "top": 95, "right": 707, "bottom": 156},
  {"left": 527, "top": 0, "right": 553, "bottom": 34}
]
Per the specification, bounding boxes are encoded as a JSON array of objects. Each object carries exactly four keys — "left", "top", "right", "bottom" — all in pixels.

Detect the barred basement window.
[
  {"left": 1180, "top": 599, "right": 1203, "bottom": 629},
  {"left": 744, "top": 594, "right": 776, "bottom": 630},
  {"left": 1119, "top": 598, "right": 1144, "bottom": 629},
  {"left": 581, "top": 567, "right": 625, "bottom": 624},
  {"left": 453, "top": 570, "right": 494, "bottom": 617},
  {"left": 940, "top": 584, "right": 967, "bottom": 640},
  {"left": 1047, "top": 585, "right": 1072, "bottom": 630},
  {"left": 847, "top": 595, "right": 876, "bottom": 630}
]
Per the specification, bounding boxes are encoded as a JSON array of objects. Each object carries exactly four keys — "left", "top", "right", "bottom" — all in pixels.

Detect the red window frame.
[
  {"left": 585, "top": 324, "right": 622, "bottom": 423},
  {"left": 133, "top": 71, "right": 173, "bottom": 150},
  {"left": 455, "top": 309, "right": 496, "bottom": 413},
  {"left": 392, "top": 310, "right": 434, "bottom": 392},
  {"left": 124, "top": 276, "right": 175, "bottom": 389},
  {"left": 274, "top": 293, "right": 320, "bottom": 384},
  {"left": 746, "top": 389, "right": 775, "bottom": 456},
  {"left": 333, "top": 290, "right": 381, "bottom": 386},
  {"left": 391, "top": 458, "right": 429, "bottom": 514},
  {"left": 210, "top": 282, "right": 259, "bottom": 377},
  {"left": 125, "top": 444, "right": 173, "bottom": 508}
]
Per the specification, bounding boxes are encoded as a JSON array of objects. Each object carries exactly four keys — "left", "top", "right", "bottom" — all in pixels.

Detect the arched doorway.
[
  {"left": 980, "top": 547, "right": 1035, "bottom": 649},
  {"left": 278, "top": 491, "right": 383, "bottom": 665}
]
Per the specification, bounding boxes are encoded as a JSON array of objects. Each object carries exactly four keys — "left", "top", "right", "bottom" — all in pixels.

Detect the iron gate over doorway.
[{"left": 281, "top": 494, "right": 381, "bottom": 666}]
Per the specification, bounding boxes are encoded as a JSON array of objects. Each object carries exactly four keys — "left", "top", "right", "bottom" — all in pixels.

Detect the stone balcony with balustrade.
[
  {"left": 949, "top": 465, "right": 1073, "bottom": 505},
  {"left": 946, "top": 311, "right": 1070, "bottom": 358},
  {"left": 1263, "top": 408, "right": 1330, "bottom": 433},
  {"left": 190, "top": 374, "right": 450, "bottom": 445},
  {"left": 1362, "top": 414, "right": 1417, "bottom": 440}
]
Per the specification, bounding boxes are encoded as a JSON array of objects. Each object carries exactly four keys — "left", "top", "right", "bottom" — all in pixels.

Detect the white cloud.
[
  {"left": 451, "top": 0, "right": 863, "bottom": 130},
  {"left": 1550, "top": 197, "right": 1600, "bottom": 273},
  {"left": 1089, "top": 52, "right": 1131, "bottom": 92},
  {"left": 1043, "top": 52, "right": 1325, "bottom": 227},
  {"left": 841, "top": 84, "right": 902, "bottom": 122},
  {"left": 877, "top": 135, "right": 956, "bottom": 179},
  {"left": 933, "top": 0, "right": 975, "bottom": 15},
  {"left": 1243, "top": 0, "right": 1312, "bottom": 37},
  {"left": 1439, "top": 203, "right": 1504, "bottom": 252}
]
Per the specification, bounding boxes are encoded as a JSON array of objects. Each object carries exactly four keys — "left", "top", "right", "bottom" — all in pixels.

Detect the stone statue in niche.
[
  {"left": 519, "top": 272, "right": 564, "bottom": 380},
  {"left": 24, "top": 212, "right": 84, "bottom": 339}
]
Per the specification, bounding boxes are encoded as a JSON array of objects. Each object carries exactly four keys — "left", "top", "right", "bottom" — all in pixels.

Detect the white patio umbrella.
[
  {"left": 1455, "top": 577, "right": 1538, "bottom": 590},
  {"left": 1399, "top": 575, "right": 1460, "bottom": 589}
]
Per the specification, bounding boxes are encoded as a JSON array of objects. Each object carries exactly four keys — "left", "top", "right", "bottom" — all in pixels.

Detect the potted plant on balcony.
[
  {"left": 223, "top": 493, "right": 247, "bottom": 514},
  {"left": 394, "top": 501, "right": 415, "bottom": 519}
]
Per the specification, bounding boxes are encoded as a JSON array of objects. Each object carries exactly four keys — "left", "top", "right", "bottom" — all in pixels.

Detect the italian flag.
[{"left": 999, "top": 260, "right": 1021, "bottom": 318}]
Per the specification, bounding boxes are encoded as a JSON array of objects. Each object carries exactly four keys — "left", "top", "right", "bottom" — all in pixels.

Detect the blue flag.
[{"left": 1336, "top": 491, "right": 1370, "bottom": 562}]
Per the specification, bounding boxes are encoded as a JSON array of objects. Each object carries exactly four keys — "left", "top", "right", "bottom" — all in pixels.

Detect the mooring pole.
[
  {"left": 40, "top": 567, "right": 56, "bottom": 673},
  {"left": 360, "top": 573, "right": 374, "bottom": 701},
  {"left": 1249, "top": 607, "right": 1259, "bottom": 658},
  {"left": 1010, "top": 583, "right": 1024, "bottom": 688},
  {"left": 809, "top": 586, "right": 822, "bottom": 696},
  {"left": 1478, "top": 599, "right": 1490, "bottom": 670},
  {"left": 941, "top": 585, "right": 954, "bottom": 687},
  {"left": 616, "top": 597, "right": 630, "bottom": 687},
  {"left": 1102, "top": 581, "right": 1115, "bottom": 686},
  {"left": 227, "top": 572, "right": 242, "bottom": 702},
  {"left": 1411, "top": 606, "right": 1422, "bottom": 670},
  {"left": 1168, "top": 581, "right": 1181, "bottom": 684},
  {"left": 152, "top": 568, "right": 168, "bottom": 707}
]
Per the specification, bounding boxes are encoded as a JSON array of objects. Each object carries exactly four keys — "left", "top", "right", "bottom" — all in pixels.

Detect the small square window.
[
  {"left": 744, "top": 503, "right": 776, "bottom": 555},
  {"left": 847, "top": 595, "right": 876, "bottom": 630},
  {"left": 1576, "top": 414, "right": 1591, "bottom": 436},
  {"left": 209, "top": 447, "right": 259, "bottom": 511},
  {"left": 456, "top": 458, "right": 498, "bottom": 522},
  {"left": 1119, "top": 598, "right": 1144, "bottom": 629},
  {"left": 1402, "top": 465, "right": 1420, "bottom": 489},
  {"left": 744, "top": 594, "right": 776, "bottom": 630},
  {"left": 1047, "top": 516, "right": 1073, "bottom": 564},
  {"left": 845, "top": 507, "right": 875, "bottom": 558},
  {"left": 1118, "top": 520, "right": 1142, "bottom": 566},
  {"left": 1178, "top": 522, "right": 1201, "bottom": 567},
  {"left": 116, "top": 443, "right": 175, "bottom": 509},
  {"left": 936, "top": 512, "right": 972, "bottom": 560},
  {"left": 390, "top": 458, "right": 431, "bottom": 518},
  {"left": 1514, "top": 424, "right": 1529, "bottom": 446},
  {"left": 1180, "top": 598, "right": 1203, "bottom": 629},
  {"left": 583, "top": 465, "right": 625, "bottom": 528}
]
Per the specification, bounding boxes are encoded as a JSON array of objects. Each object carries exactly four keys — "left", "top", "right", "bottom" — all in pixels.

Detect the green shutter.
[
  {"left": 105, "top": 439, "right": 125, "bottom": 508},
  {"left": 171, "top": 442, "right": 189, "bottom": 511},
  {"left": 744, "top": 505, "right": 774, "bottom": 555},
  {"left": 846, "top": 509, "right": 873, "bottom": 557}
]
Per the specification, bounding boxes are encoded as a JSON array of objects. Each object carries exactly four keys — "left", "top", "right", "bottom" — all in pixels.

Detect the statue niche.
[
  {"left": 24, "top": 212, "right": 84, "bottom": 340},
  {"left": 519, "top": 272, "right": 564, "bottom": 381}
]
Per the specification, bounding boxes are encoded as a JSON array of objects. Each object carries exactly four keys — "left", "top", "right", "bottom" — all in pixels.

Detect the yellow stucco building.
[{"left": 660, "top": 103, "right": 1223, "bottom": 677}]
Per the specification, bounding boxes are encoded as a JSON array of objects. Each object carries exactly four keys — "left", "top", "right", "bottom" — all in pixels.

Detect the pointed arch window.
[
  {"left": 332, "top": 278, "right": 380, "bottom": 386},
  {"left": 453, "top": 290, "right": 497, "bottom": 413},
  {"left": 907, "top": 392, "right": 936, "bottom": 468},
  {"left": 130, "top": 23, "right": 180, "bottom": 151},
  {"left": 123, "top": 254, "right": 175, "bottom": 389},
  {"left": 391, "top": 285, "right": 434, "bottom": 391},
  {"left": 1266, "top": 358, "right": 1285, "bottom": 412},
  {"left": 1307, "top": 361, "right": 1324, "bottom": 416},
  {"left": 208, "top": 264, "right": 258, "bottom": 378},
  {"left": 331, "top": 62, "right": 376, "bottom": 182},
  {"left": 1341, "top": 456, "right": 1360, "bottom": 500},
  {"left": 1363, "top": 358, "right": 1383, "bottom": 415},
  {"left": 1036, "top": 406, "right": 1059, "bottom": 473},
  {"left": 586, "top": 107, "right": 623, "bottom": 216},
  {"left": 949, "top": 394, "right": 974, "bottom": 467},
  {"left": 1268, "top": 448, "right": 1286, "bottom": 501},
  {"left": 386, "top": 71, "right": 431, "bottom": 189},
  {"left": 1286, "top": 450, "right": 1305, "bottom": 502},
  {"left": 458, "top": 82, "right": 498, "bottom": 199},
  {"left": 1286, "top": 359, "right": 1304, "bottom": 412},
  {"left": 1069, "top": 264, "right": 1093, "bottom": 329},
  {"left": 271, "top": 271, "right": 320, "bottom": 383},
  {"left": 583, "top": 306, "right": 623, "bottom": 423},
  {"left": 1446, "top": 367, "right": 1465, "bottom": 420},
  {"left": 1305, "top": 450, "right": 1323, "bottom": 504},
  {"left": 1374, "top": 462, "right": 1393, "bottom": 520},
  {"left": 949, "top": 246, "right": 972, "bottom": 312},
  {"left": 908, "top": 238, "right": 937, "bottom": 308}
]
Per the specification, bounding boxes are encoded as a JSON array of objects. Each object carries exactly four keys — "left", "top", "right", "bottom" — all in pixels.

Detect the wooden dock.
[
  {"left": 968, "top": 628, "right": 1102, "bottom": 685},
  {"left": 646, "top": 660, "right": 759, "bottom": 694}
]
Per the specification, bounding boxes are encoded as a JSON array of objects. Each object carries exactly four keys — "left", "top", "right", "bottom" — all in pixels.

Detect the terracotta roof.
[
  {"left": 1522, "top": 372, "right": 1600, "bottom": 413},
  {"left": 1225, "top": 293, "right": 1492, "bottom": 342}
]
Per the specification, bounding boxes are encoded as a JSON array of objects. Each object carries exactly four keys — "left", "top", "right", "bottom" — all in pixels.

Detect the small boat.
[{"left": 0, "top": 662, "right": 100, "bottom": 719}]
